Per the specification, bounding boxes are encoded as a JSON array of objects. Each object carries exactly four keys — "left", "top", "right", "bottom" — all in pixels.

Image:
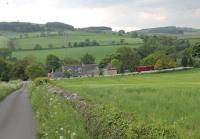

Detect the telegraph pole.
[{"left": 64, "top": 31, "right": 67, "bottom": 58}]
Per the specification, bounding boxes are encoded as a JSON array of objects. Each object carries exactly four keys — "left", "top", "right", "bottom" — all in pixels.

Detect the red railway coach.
[{"left": 136, "top": 66, "right": 155, "bottom": 72}]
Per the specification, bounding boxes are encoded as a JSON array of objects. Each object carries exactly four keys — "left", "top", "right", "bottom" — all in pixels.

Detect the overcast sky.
[{"left": 0, "top": 0, "right": 200, "bottom": 31}]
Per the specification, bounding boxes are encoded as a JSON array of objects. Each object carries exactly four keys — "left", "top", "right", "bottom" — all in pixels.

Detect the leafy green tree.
[
  {"left": 85, "top": 39, "right": 91, "bottom": 46},
  {"left": 117, "top": 47, "right": 140, "bottom": 71},
  {"left": 12, "top": 59, "right": 29, "bottom": 80},
  {"left": 188, "top": 57, "right": 194, "bottom": 67},
  {"left": 1, "top": 71, "right": 10, "bottom": 82},
  {"left": 81, "top": 53, "right": 95, "bottom": 64},
  {"left": 192, "top": 42, "right": 200, "bottom": 57},
  {"left": 34, "top": 44, "right": 42, "bottom": 50},
  {"left": 24, "top": 55, "right": 37, "bottom": 65},
  {"left": 111, "top": 59, "right": 122, "bottom": 72},
  {"left": 25, "top": 64, "right": 46, "bottom": 79},
  {"left": 0, "top": 58, "right": 7, "bottom": 75},
  {"left": 120, "top": 39, "right": 125, "bottom": 45},
  {"left": 118, "top": 30, "right": 125, "bottom": 36},
  {"left": 0, "top": 48, "right": 12, "bottom": 59},
  {"left": 46, "top": 54, "right": 61, "bottom": 72},
  {"left": 99, "top": 56, "right": 112, "bottom": 68},
  {"left": 154, "top": 59, "right": 163, "bottom": 70},
  {"left": 168, "top": 58, "right": 177, "bottom": 68},
  {"left": 63, "top": 57, "right": 79, "bottom": 65},
  {"left": 181, "top": 56, "right": 188, "bottom": 67},
  {"left": 142, "top": 51, "right": 169, "bottom": 67},
  {"left": 91, "top": 40, "right": 99, "bottom": 46}
]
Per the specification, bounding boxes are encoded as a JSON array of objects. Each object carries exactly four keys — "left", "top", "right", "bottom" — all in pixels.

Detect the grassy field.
[
  {"left": 188, "top": 38, "right": 200, "bottom": 45},
  {"left": 54, "top": 69, "right": 200, "bottom": 138},
  {"left": 13, "top": 44, "right": 141, "bottom": 63},
  {"left": 13, "top": 31, "right": 142, "bottom": 50},
  {"left": 0, "top": 36, "right": 8, "bottom": 48}
]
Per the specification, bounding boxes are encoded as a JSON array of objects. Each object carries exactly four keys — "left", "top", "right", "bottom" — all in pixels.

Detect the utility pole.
[{"left": 65, "top": 31, "right": 68, "bottom": 58}]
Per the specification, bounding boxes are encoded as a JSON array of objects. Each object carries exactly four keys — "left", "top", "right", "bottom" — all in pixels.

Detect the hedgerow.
[{"left": 31, "top": 83, "right": 179, "bottom": 139}]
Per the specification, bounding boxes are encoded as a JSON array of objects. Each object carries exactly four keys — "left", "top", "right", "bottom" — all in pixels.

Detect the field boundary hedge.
[{"left": 47, "top": 85, "right": 179, "bottom": 139}]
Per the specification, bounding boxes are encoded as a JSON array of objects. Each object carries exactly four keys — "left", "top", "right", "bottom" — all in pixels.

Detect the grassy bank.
[
  {"left": 0, "top": 80, "right": 22, "bottom": 101},
  {"left": 54, "top": 69, "right": 200, "bottom": 138},
  {"left": 30, "top": 84, "right": 90, "bottom": 139}
]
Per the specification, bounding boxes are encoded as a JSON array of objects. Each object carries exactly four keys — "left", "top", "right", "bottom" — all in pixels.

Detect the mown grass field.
[
  {"left": 13, "top": 44, "right": 141, "bottom": 63},
  {"left": 14, "top": 31, "right": 142, "bottom": 50},
  {"left": 54, "top": 69, "right": 200, "bottom": 138}
]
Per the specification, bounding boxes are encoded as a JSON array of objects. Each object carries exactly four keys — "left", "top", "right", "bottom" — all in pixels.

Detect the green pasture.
[
  {"left": 13, "top": 44, "right": 141, "bottom": 63},
  {"left": 55, "top": 69, "right": 200, "bottom": 138},
  {"left": 14, "top": 31, "right": 142, "bottom": 49},
  {"left": 0, "top": 36, "right": 8, "bottom": 48}
]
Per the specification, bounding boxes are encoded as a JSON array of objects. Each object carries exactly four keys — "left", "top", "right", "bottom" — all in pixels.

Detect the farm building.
[
  {"left": 136, "top": 66, "right": 154, "bottom": 72},
  {"left": 62, "top": 64, "right": 100, "bottom": 77},
  {"left": 103, "top": 64, "right": 117, "bottom": 76},
  {"left": 48, "top": 71, "right": 65, "bottom": 80}
]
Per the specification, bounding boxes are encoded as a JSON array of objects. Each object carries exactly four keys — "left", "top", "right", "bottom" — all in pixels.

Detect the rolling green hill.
[
  {"left": 14, "top": 31, "right": 142, "bottom": 50},
  {"left": 13, "top": 44, "right": 141, "bottom": 63}
]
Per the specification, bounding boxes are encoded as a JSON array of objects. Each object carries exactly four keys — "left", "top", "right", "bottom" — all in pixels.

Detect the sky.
[{"left": 0, "top": 0, "right": 200, "bottom": 31}]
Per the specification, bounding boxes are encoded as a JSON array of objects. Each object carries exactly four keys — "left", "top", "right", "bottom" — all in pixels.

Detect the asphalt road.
[{"left": 0, "top": 82, "right": 36, "bottom": 139}]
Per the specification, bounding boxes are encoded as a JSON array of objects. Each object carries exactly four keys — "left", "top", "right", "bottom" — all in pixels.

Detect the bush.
[
  {"left": 82, "top": 104, "right": 180, "bottom": 139},
  {"left": 1, "top": 71, "right": 10, "bottom": 82},
  {"left": 127, "top": 122, "right": 179, "bottom": 139},
  {"left": 155, "top": 59, "right": 163, "bottom": 70},
  {"left": 83, "top": 104, "right": 133, "bottom": 139},
  {"left": 194, "top": 59, "right": 200, "bottom": 68},
  {"left": 33, "top": 77, "right": 50, "bottom": 86}
]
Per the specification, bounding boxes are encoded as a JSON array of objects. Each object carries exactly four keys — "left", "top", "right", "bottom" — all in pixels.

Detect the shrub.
[
  {"left": 127, "top": 122, "right": 179, "bottom": 139},
  {"left": 33, "top": 77, "right": 50, "bottom": 86},
  {"left": 1, "top": 71, "right": 10, "bottom": 82},
  {"left": 155, "top": 59, "right": 163, "bottom": 70},
  {"left": 81, "top": 104, "right": 179, "bottom": 139},
  {"left": 193, "top": 59, "right": 200, "bottom": 68},
  {"left": 168, "top": 58, "right": 177, "bottom": 68},
  {"left": 83, "top": 104, "right": 133, "bottom": 139}
]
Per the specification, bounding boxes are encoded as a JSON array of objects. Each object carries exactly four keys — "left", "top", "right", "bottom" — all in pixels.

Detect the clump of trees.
[
  {"left": 72, "top": 39, "right": 100, "bottom": 47},
  {"left": 81, "top": 53, "right": 96, "bottom": 64},
  {"left": 34, "top": 44, "right": 42, "bottom": 50},
  {"left": 99, "top": 47, "right": 140, "bottom": 72}
]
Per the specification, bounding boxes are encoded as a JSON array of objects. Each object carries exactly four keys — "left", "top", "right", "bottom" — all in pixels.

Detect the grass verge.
[
  {"left": 0, "top": 80, "right": 22, "bottom": 101},
  {"left": 30, "top": 83, "right": 91, "bottom": 139}
]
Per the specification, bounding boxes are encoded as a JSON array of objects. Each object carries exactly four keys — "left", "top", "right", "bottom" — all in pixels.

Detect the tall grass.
[
  {"left": 0, "top": 80, "right": 22, "bottom": 101},
  {"left": 30, "top": 84, "right": 90, "bottom": 139},
  {"left": 55, "top": 69, "right": 200, "bottom": 138}
]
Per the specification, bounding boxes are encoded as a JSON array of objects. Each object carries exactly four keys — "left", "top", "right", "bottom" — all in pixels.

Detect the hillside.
[
  {"left": 129, "top": 26, "right": 200, "bottom": 38},
  {"left": 132, "top": 26, "right": 200, "bottom": 34},
  {"left": 0, "top": 22, "right": 74, "bottom": 32},
  {"left": 79, "top": 26, "right": 112, "bottom": 33},
  {"left": 13, "top": 44, "right": 141, "bottom": 63}
]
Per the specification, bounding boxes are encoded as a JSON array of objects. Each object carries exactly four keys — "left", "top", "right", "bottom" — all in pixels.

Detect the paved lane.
[{"left": 0, "top": 82, "right": 36, "bottom": 139}]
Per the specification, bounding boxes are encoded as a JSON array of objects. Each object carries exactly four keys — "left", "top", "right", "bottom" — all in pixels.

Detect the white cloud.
[{"left": 0, "top": 0, "right": 200, "bottom": 31}]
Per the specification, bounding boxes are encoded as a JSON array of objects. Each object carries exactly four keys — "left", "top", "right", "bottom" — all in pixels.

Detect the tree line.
[
  {"left": 0, "top": 22, "right": 74, "bottom": 32},
  {"left": 0, "top": 35, "right": 200, "bottom": 81}
]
